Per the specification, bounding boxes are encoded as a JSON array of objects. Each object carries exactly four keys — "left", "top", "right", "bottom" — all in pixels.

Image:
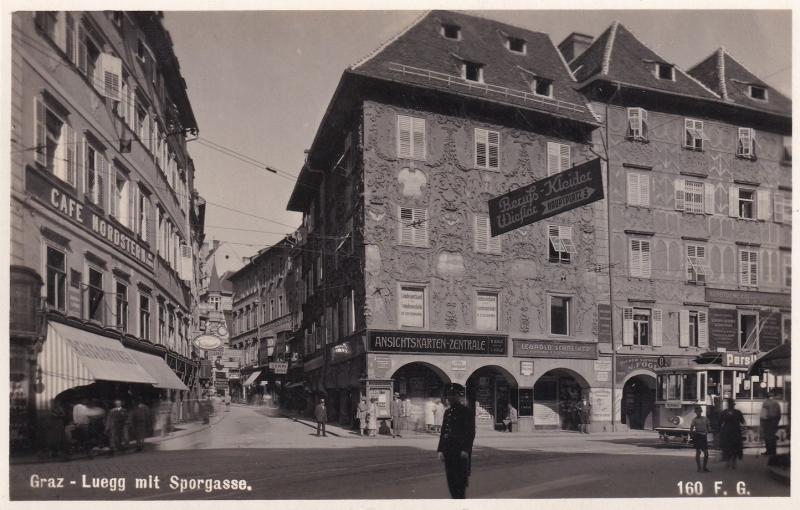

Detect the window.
[
  {"left": 686, "top": 244, "right": 710, "bottom": 284},
  {"left": 674, "top": 179, "right": 714, "bottom": 214},
  {"left": 627, "top": 173, "right": 650, "bottom": 207},
  {"left": 546, "top": 142, "right": 570, "bottom": 176},
  {"left": 463, "top": 62, "right": 483, "bottom": 83},
  {"left": 209, "top": 296, "right": 221, "bottom": 311},
  {"left": 749, "top": 85, "right": 767, "bottom": 101},
  {"left": 533, "top": 78, "right": 553, "bottom": 98},
  {"left": 115, "top": 280, "right": 128, "bottom": 332},
  {"left": 270, "top": 299, "right": 276, "bottom": 321},
  {"left": 84, "top": 140, "right": 105, "bottom": 208},
  {"left": 34, "top": 98, "right": 76, "bottom": 185},
  {"left": 139, "top": 293, "right": 150, "bottom": 340},
  {"left": 737, "top": 128, "right": 755, "bottom": 158},
  {"left": 278, "top": 296, "right": 284, "bottom": 316},
  {"left": 45, "top": 246, "right": 67, "bottom": 311},
  {"left": 626, "top": 108, "right": 648, "bottom": 141},
  {"left": 623, "top": 307, "right": 662, "bottom": 346},
  {"left": 135, "top": 97, "right": 150, "bottom": 144},
  {"left": 739, "top": 311, "right": 759, "bottom": 350},
  {"left": 399, "top": 207, "right": 428, "bottom": 247},
  {"left": 476, "top": 292, "right": 498, "bottom": 331},
  {"left": 138, "top": 187, "right": 150, "bottom": 242},
  {"left": 441, "top": 24, "right": 460, "bottom": 40},
  {"left": 548, "top": 225, "right": 574, "bottom": 263},
  {"left": 783, "top": 254, "right": 791, "bottom": 287},
  {"left": 684, "top": 118, "right": 706, "bottom": 151},
  {"left": 158, "top": 303, "right": 166, "bottom": 344},
  {"left": 474, "top": 214, "right": 501, "bottom": 254},
  {"left": 680, "top": 310, "right": 708, "bottom": 348},
  {"left": 507, "top": 37, "right": 526, "bottom": 54},
  {"left": 111, "top": 169, "right": 130, "bottom": 227},
  {"left": 658, "top": 374, "right": 682, "bottom": 401},
  {"left": 550, "top": 296, "right": 571, "bottom": 336},
  {"left": 168, "top": 309, "right": 175, "bottom": 350},
  {"left": 655, "top": 63, "right": 675, "bottom": 81},
  {"left": 739, "top": 249, "right": 758, "bottom": 287},
  {"left": 782, "top": 136, "right": 791, "bottom": 163},
  {"left": 87, "top": 266, "right": 104, "bottom": 323},
  {"left": 735, "top": 188, "right": 755, "bottom": 219},
  {"left": 629, "top": 239, "right": 651, "bottom": 278},
  {"left": 399, "top": 286, "right": 425, "bottom": 328},
  {"left": 474, "top": 128, "right": 500, "bottom": 170},
  {"left": 774, "top": 192, "right": 792, "bottom": 224},
  {"left": 397, "top": 114, "right": 426, "bottom": 160}
]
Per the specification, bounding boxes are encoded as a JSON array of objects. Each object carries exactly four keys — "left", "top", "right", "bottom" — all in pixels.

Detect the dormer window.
[
  {"left": 533, "top": 78, "right": 553, "bottom": 98},
  {"left": 507, "top": 37, "right": 526, "bottom": 54},
  {"left": 442, "top": 24, "right": 461, "bottom": 40},
  {"left": 655, "top": 63, "right": 675, "bottom": 81},
  {"left": 463, "top": 62, "right": 484, "bottom": 83},
  {"left": 749, "top": 85, "right": 767, "bottom": 101}
]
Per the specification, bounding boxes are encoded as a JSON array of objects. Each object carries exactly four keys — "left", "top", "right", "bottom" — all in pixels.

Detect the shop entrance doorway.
[
  {"left": 533, "top": 369, "right": 588, "bottom": 430},
  {"left": 391, "top": 362, "right": 450, "bottom": 432},
  {"left": 466, "top": 366, "right": 519, "bottom": 431},
  {"left": 622, "top": 374, "right": 656, "bottom": 430}
]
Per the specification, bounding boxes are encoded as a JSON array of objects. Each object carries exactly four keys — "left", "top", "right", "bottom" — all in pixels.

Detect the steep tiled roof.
[
  {"left": 219, "top": 271, "right": 234, "bottom": 294},
  {"left": 570, "top": 22, "right": 720, "bottom": 100},
  {"left": 688, "top": 48, "right": 791, "bottom": 117},
  {"left": 351, "top": 10, "right": 598, "bottom": 125},
  {"left": 207, "top": 264, "right": 222, "bottom": 294}
]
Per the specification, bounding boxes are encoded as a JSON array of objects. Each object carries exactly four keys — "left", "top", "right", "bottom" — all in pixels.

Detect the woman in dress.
[
  {"left": 719, "top": 398, "right": 745, "bottom": 469},
  {"left": 367, "top": 398, "right": 378, "bottom": 437},
  {"left": 355, "top": 397, "right": 368, "bottom": 436}
]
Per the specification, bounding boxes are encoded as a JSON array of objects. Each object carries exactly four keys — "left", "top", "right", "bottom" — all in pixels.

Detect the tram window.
[
  {"left": 657, "top": 376, "right": 666, "bottom": 400},
  {"left": 700, "top": 373, "right": 707, "bottom": 401},
  {"left": 735, "top": 372, "right": 751, "bottom": 400},
  {"left": 683, "top": 374, "right": 698, "bottom": 401},
  {"left": 752, "top": 374, "right": 769, "bottom": 399},
  {"left": 706, "top": 370, "right": 721, "bottom": 396},
  {"left": 667, "top": 374, "right": 681, "bottom": 400}
]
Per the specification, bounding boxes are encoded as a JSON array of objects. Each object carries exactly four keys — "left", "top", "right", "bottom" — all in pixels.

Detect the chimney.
[{"left": 558, "top": 32, "right": 594, "bottom": 62}]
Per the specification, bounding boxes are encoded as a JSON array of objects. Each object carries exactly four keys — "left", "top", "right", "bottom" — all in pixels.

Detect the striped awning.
[
  {"left": 128, "top": 350, "right": 189, "bottom": 391},
  {"left": 243, "top": 370, "right": 262, "bottom": 386}
]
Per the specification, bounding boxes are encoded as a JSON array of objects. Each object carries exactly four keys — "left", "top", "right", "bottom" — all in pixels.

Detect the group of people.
[
  {"left": 559, "top": 396, "right": 592, "bottom": 433},
  {"left": 354, "top": 396, "right": 381, "bottom": 437}
]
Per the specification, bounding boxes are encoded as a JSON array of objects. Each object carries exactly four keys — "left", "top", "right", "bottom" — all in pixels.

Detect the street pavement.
[{"left": 9, "top": 403, "right": 789, "bottom": 500}]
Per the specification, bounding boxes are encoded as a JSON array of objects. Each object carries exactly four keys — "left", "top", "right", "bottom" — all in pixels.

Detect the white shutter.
[
  {"left": 99, "top": 54, "right": 122, "bottom": 101},
  {"left": 630, "top": 240, "right": 640, "bottom": 277},
  {"left": 641, "top": 109, "right": 649, "bottom": 139},
  {"left": 652, "top": 309, "right": 663, "bottom": 346},
  {"left": 704, "top": 182, "right": 715, "bottom": 214},
  {"left": 639, "top": 174, "right": 650, "bottom": 207},
  {"left": 412, "top": 208, "right": 428, "bottom": 246},
  {"left": 97, "top": 154, "right": 105, "bottom": 209},
  {"left": 627, "top": 173, "right": 638, "bottom": 205},
  {"left": 756, "top": 190, "right": 771, "bottom": 221},
  {"left": 774, "top": 193, "right": 784, "bottom": 223},
  {"left": 76, "top": 24, "right": 87, "bottom": 74},
  {"left": 141, "top": 195, "right": 150, "bottom": 243},
  {"left": 475, "top": 128, "right": 488, "bottom": 168},
  {"left": 547, "top": 142, "right": 560, "bottom": 176},
  {"left": 399, "top": 207, "right": 413, "bottom": 245},
  {"left": 179, "top": 243, "right": 193, "bottom": 281},
  {"left": 729, "top": 187, "right": 739, "bottom": 217},
  {"left": 674, "top": 179, "right": 685, "bottom": 210},
  {"left": 641, "top": 241, "right": 651, "bottom": 278},
  {"left": 411, "top": 117, "right": 426, "bottom": 160},
  {"left": 623, "top": 307, "right": 634, "bottom": 345},
  {"left": 488, "top": 130, "right": 499, "bottom": 169},
  {"left": 750, "top": 251, "right": 758, "bottom": 286},
  {"left": 560, "top": 144, "right": 570, "bottom": 171},
  {"left": 109, "top": 171, "right": 117, "bottom": 218},
  {"left": 34, "top": 97, "right": 46, "bottom": 165},
  {"left": 474, "top": 215, "right": 488, "bottom": 252},
  {"left": 698, "top": 311, "right": 708, "bottom": 348},
  {"left": 397, "top": 115, "right": 411, "bottom": 158},
  {"left": 65, "top": 124, "right": 76, "bottom": 185},
  {"left": 679, "top": 310, "right": 690, "bottom": 347},
  {"left": 131, "top": 185, "right": 139, "bottom": 234}
]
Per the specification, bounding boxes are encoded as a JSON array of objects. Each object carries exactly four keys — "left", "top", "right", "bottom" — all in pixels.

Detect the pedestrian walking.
[
  {"left": 401, "top": 395, "right": 411, "bottom": 430},
  {"left": 314, "top": 398, "right": 328, "bottom": 437},
  {"left": 367, "top": 398, "right": 378, "bottom": 437},
  {"left": 437, "top": 384, "right": 475, "bottom": 499},
  {"left": 503, "top": 403, "right": 518, "bottom": 432},
  {"left": 224, "top": 393, "right": 231, "bottom": 412},
  {"left": 689, "top": 406, "right": 711, "bottom": 473},
  {"left": 390, "top": 393, "right": 403, "bottom": 438},
  {"left": 719, "top": 398, "right": 745, "bottom": 470},
  {"left": 355, "top": 397, "right": 368, "bottom": 435},
  {"left": 577, "top": 397, "right": 591, "bottom": 434},
  {"left": 71, "top": 399, "right": 91, "bottom": 452},
  {"left": 425, "top": 399, "right": 436, "bottom": 432},
  {"left": 759, "top": 390, "right": 782, "bottom": 456},
  {"left": 105, "top": 400, "right": 127, "bottom": 455},
  {"left": 434, "top": 400, "right": 445, "bottom": 433},
  {"left": 130, "top": 399, "right": 151, "bottom": 452}
]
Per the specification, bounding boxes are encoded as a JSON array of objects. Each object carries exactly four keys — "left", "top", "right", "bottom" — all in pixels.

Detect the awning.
[
  {"left": 128, "top": 350, "right": 189, "bottom": 391},
  {"left": 243, "top": 370, "right": 262, "bottom": 386},
  {"left": 286, "top": 382, "right": 305, "bottom": 389},
  {"left": 748, "top": 343, "right": 791, "bottom": 376},
  {"left": 36, "top": 323, "right": 157, "bottom": 409}
]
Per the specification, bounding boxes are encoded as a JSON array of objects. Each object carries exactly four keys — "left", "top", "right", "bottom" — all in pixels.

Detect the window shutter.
[
  {"left": 179, "top": 243, "right": 193, "bottom": 281},
  {"left": 100, "top": 53, "right": 122, "bottom": 101},
  {"left": 641, "top": 241, "right": 651, "bottom": 278},
  {"left": 740, "top": 251, "right": 750, "bottom": 286},
  {"left": 399, "top": 207, "right": 413, "bottom": 245},
  {"left": 397, "top": 115, "right": 411, "bottom": 158},
  {"left": 547, "top": 142, "right": 560, "bottom": 176},
  {"left": 750, "top": 251, "right": 758, "bottom": 286},
  {"left": 97, "top": 155, "right": 105, "bottom": 209},
  {"left": 142, "top": 196, "right": 150, "bottom": 243},
  {"left": 109, "top": 171, "right": 117, "bottom": 217},
  {"left": 756, "top": 190, "right": 771, "bottom": 221},
  {"left": 627, "top": 173, "right": 638, "bottom": 205},
  {"left": 698, "top": 311, "right": 708, "bottom": 348},
  {"left": 475, "top": 215, "right": 488, "bottom": 252},
  {"left": 622, "top": 307, "right": 634, "bottom": 345},
  {"left": 641, "top": 109, "right": 649, "bottom": 139},
  {"left": 560, "top": 144, "right": 570, "bottom": 171},
  {"left": 412, "top": 117, "right": 426, "bottom": 160},
  {"left": 34, "top": 97, "right": 46, "bottom": 165},
  {"left": 679, "top": 310, "right": 690, "bottom": 347},
  {"left": 704, "top": 182, "right": 715, "bottom": 214},
  {"left": 729, "top": 187, "right": 739, "bottom": 217},
  {"left": 413, "top": 208, "right": 428, "bottom": 246},
  {"left": 674, "top": 179, "right": 685, "bottom": 210},
  {"left": 131, "top": 186, "right": 139, "bottom": 234},
  {"left": 475, "top": 128, "right": 488, "bottom": 168},
  {"left": 626, "top": 108, "right": 637, "bottom": 136},
  {"left": 76, "top": 24, "right": 87, "bottom": 74},
  {"left": 639, "top": 174, "right": 650, "bottom": 207},
  {"left": 630, "top": 240, "right": 640, "bottom": 277},
  {"left": 488, "top": 130, "right": 499, "bottom": 169},
  {"left": 774, "top": 193, "right": 784, "bottom": 223},
  {"left": 65, "top": 13, "right": 75, "bottom": 62},
  {"left": 652, "top": 309, "right": 663, "bottom": 346}
]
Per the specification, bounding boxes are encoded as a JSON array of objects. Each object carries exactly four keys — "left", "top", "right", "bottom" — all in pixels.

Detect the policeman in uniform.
[{"left": 437, "top": 383, "right": 475, "bottom": 499}]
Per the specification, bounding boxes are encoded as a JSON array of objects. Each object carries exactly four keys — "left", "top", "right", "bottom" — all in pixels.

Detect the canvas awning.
[
  {"left": 748, "top": 343, "right": 791, "bottom": 376},
  {"left": 243, "top": 370, "right": 262, "bottom": 386},
  {"left": 36, "top": 322, "right": 157, "bottom": 409},
  {"left": 128, "top": 350, "right": 189, "bottom": 391}
]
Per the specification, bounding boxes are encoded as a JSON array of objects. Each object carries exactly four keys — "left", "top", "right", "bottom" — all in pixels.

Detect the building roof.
[
  {"left": 688, "top": 47, "right": 791, "bottom": 117},
  {"left": 219, "top": 271, "right": 235, "bottom": 294},
  {"left": 350, "top": 10, "right": 598, "bottom": 125},
  {"left": 570, "top": 22, "right": 720, "bottom": 101},
  {"left": 207, "top": 263, "right": 223, "bottom": 294}
]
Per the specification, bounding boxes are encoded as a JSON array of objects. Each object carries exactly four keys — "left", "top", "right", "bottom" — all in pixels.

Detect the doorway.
[{"left": 622, "top": 375, "right": 657, "bottom": 430}]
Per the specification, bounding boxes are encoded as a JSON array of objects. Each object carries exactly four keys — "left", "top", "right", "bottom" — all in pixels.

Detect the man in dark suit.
[
  {"left": 437, "top": 384, "right": 475, "bottom": 499},
  {"left": 314, "top": 398, "right": 328, "bottom": 437}
]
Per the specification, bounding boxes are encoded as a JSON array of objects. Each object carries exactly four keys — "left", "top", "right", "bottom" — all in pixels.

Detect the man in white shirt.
[{"left": 72, "top": 400, "right": 91, "bottom": 451}]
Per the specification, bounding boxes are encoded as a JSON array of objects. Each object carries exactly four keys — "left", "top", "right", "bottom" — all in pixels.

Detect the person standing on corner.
[
  {"left": 355, "top": 397, "right": 368, "bottom": 436},
  {"left": 130, "top": 398, "right": 151, "bottom": 452},
  {"left": 760, "top": 389, "right": 782, "bottom": 457},
  {"left": 105, "top": 400, "right": 127, "bottom": 455},
  {"left": 314, "top": 397, "right": 328, "bottom": 437},
  {"left": 689, "top": 405, "right": 711, "bottom": 473},
  {"left": 577, "top": 397, "right": 592, "bottom": 434},
  {"left": 390, "top": 393, "right": 403, "bottom": 438},
  {"left": 503, "top": 403, "right": 518, "bottom": 433},
  {"left": 437, "top": 384, "right": 475, "bottom": 499}
]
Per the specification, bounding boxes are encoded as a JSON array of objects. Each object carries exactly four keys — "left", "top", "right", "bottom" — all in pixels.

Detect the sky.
[{"left": 163, "top": 9, "right": 792, "bottom": 259}]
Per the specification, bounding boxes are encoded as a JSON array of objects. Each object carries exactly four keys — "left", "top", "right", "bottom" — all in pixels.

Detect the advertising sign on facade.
[
  {"left": 368, "top": 331, "right": 508, "bottom": 356},
  {"left": 597, "top": 304, "right": 612, "bottom": 344},
  {"left": 705, "top": 287, "right": 791, "bottom": 308},
  {"left": 615, "top": 355, "right": 675, "bottom": 384},
  {"left": 451, "top": 360, "right": 467, "bottom": 371},
  {"left": 590, "top": 389, "right": 612, "bottom": 421},
  {"left": 488, "top": 157, "right": 603, "bottom": 236},
  {"left": 475, "top": 293, "right": 498, "bottom": 331},
  {"left": 513, "top": 339, "right": 597, "bottom": 359},
  {"left": 519, "top": 360, "right": 534, "bottom": 376},
  {"left": 708, "top": 308, "right": 738, "bottom": 351},
  {"left": 269, "top": 362, "right": 289, "bottom": 374},
  {"left": 399, "top": 288, "right": 425, "bottom": 327}
]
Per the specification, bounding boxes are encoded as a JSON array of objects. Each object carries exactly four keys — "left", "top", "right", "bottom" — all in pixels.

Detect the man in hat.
[
  {"left": 437, "top": 384, "right": 475, "bottom": 499},
  {"left": 314, "top": 398, "right": 328, "bottom": 437},
  {"left": 390, "top": 393, "right": 403, "bottom": 438}
]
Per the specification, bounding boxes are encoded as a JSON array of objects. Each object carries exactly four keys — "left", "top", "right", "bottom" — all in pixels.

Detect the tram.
[{"left": 654, "top": 351, "right": 790, "bottom": 444}]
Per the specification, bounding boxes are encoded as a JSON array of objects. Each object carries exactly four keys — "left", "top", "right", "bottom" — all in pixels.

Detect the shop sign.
[
  {"left": 519, "top": 360, "right": 534, "bottom": 376},
  {"left": 227, "top": 369, "right": 240, "bottom": 380},
  {"left": 368, "top": 330, "right": 507, "bottom": 356},
  {"left": 596, "top": 372, "right": 609, "bottom": 382},
  {"left": 269, "top": 362, "right": 288, "bottom": 374},
  {"left": 27, "top": 168, "right": 155, "bottom": 270},
  {"left": 194, "top": 335, "right": 223, "bottom": 351},
  {"left": 594, "top": 359, "right": 611, "bottom": 372},
  {"left": 705, "top": 287, "right": 790, "bottom": 308},
  {"left": 615, "top": 355, "right": 671, "bottom": 384},
  {"left": 597, "top": 304, "right": 612, "bottom": 344},
  {"left": 329, "top": 337, "right": 365, "bottom": 364},
  {"left": 518, "top": 388, "right": 533, "bottom": 417},
  {"left": 513, "top": 339, "right": 597, "bottom": 359},
  {"left": 590, "top": 389, "right": 612, "bottom": 421},
  {"left": 488, "top": 157, "right": 603, "bottom": 235},
  {"left": 399, "top": 288, "right": 425, "bottom": 328},
  {"left": 708, "top": 309, "right": 738, "bottom": 351},
  {"left": 722, "top": 353, "right": 757, "bottom": 368},
  {"left": 451, "top": 360, "right": 467, "bottom": 371}
]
